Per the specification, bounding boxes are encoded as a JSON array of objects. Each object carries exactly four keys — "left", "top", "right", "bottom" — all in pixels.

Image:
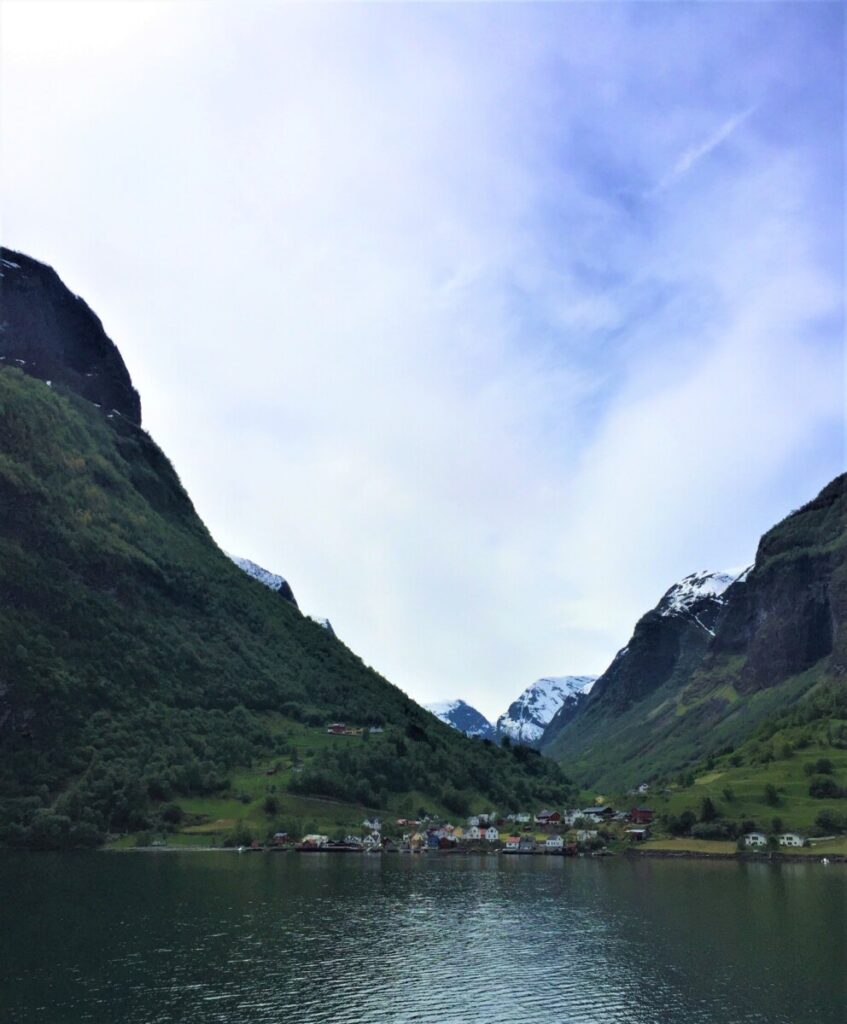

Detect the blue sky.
[{"left": 2, "top": 2, "right": 844, "bottom": 720}]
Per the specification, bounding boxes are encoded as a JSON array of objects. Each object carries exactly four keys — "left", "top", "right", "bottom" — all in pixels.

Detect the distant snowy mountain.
[
  {"left": 496, "top": 676, "right": 597, "bottom": 745},
  {"left": 426, "top": 700, "right": 495, "bottom": 740},
  {"left": 227, "top": 554, "right": 298, "bottom": 607}
]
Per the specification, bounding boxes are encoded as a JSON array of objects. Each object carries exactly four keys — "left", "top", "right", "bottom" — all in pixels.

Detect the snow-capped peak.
[
  {"left": 227, "top": 554, "right": 289, "bottom": 592},
  {"left": 658, "top": 570, "right": 735, "bottom": 618},
  {"left": 496, "top": 675, "right": 598, "bottom": 745},
  {"left": 426, "top": 700, "right": 495, "bottom": 740}
]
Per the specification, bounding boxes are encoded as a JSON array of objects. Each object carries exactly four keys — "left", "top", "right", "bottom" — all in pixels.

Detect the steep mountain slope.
[
  {"left": 228, "top": 554, "right": 298, "bottom": 607},
  {"left": 426, "top": 700, "right": 495, "bottom": 740},
  {"left": 0, "top": 251, "right": 140, "bottom": 422},
  {"left": 544, "top": 571, "right": 734, "bottom": 748},
  {"left": 544, "top": 478, "right": 846, "bottom": 789},
  {"left": 497, "top": 676, "right": 597, "bottom": 745},
  {"left": 0, "top": 249, "right": 573, "bottom": 847}
]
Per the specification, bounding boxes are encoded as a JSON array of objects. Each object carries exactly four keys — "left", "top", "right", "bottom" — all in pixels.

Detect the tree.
[
  {"left": 809, "top": 776, "right": 840, "bottom": 799},
  {"left": 763, "top": 784, "right": 780, "bottom": 806},
  {"left": 814, "top": 809, "right": 843, "bottom": 834},
  {"left": 699, "top": 797, "right": 718, "bottom": 823}
]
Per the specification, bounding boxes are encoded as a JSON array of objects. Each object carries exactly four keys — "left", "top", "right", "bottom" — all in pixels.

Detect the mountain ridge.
[{"left": 543, "top": 478, "right": 846, "bottom": 787}]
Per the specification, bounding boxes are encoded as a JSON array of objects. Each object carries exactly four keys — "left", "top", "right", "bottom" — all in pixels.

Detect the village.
[
  {"left": 256, "top": 804, "right": 656, "bottom": 854},
  {"left": 248, "top": 799, "right": 819, "bottom": 855}
]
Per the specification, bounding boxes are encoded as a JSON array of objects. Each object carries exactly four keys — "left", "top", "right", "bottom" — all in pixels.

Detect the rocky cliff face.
[
  {"left": 706, "top": 475, "right": 845, "bottom": 692},
  {"left": 586, "top": 572, "right": 734, "bottom": 712},
  {"left": 543, "top": 476, "right": 847, "bottom": 786},
  {"left": 0, "top": 249, "right": 141, "bottom": 423}
]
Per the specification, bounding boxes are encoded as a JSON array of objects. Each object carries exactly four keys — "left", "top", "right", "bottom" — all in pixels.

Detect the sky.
[{"left": 1, "top": 1, "right": 844, "bottom": 721}]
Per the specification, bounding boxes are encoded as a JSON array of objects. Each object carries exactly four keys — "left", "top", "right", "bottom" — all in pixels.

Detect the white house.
[
  {"left": 778, "top": 833, "right": 805, "bottom": 847},
  {"left": 504, "top": 835, "right": 521, "bottom": 850},
  {"left": 545, "top": 835, "right": 564, "bottom": 850},
  {"left": 563, "top": 809, "right": 583, "bottom": 826},
  {"left": 467, "top": 816, "right": 480, "bottom": 828},
  {"left": 743, "top": 832, "right": 767, "bottom": 847},
  {"left": 513, "top": 813, "right": 531, "bottom": 824},
  {"left": 362, "top": 817, "right": 381, "bottom": 832},
  {"left": 465, "top": 825, "right": 482, "bottom": 841},
  {"left": 576, "top": 830, "right": 598, "bottom": 843},
  {"left": 362, "top": 832, "right": 381, "bottom": 850},
  {"left": 484, "top": 826, "right": 500, "bottom": 842}
]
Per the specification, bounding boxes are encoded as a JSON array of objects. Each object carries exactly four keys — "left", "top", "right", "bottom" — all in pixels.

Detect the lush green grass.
[{"left": 600, "top": 687, "right": 847, "bottom": 842}]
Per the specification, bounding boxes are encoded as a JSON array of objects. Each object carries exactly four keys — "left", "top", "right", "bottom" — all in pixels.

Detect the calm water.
[{"left": 0, "top": 852, "right": 844, "bottom": 1023}]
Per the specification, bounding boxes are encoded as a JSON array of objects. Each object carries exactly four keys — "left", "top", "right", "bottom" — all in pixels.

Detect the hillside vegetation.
[{"left": 0, "top": 367, "right": 572, "bottom": 848}]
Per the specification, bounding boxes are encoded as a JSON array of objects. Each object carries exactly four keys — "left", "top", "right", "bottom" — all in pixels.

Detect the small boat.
[{"left": 822, "top": 857, "right": 831, "bottom": 865}]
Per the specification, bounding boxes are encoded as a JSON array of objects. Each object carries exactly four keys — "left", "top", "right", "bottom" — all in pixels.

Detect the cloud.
[
  {"left": 1, "top": 3, "right": 843, "bottom": 721},
  {"left": 652, "top": 105, "right": 758, "bottom": 193}
]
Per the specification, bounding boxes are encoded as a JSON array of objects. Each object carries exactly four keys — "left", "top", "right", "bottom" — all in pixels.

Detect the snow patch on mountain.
[
  {"left": 496, "top": 676, "right": 598, "bottom": 745},
  {"left": 228, "top": 554, "right": 289, "bottom": 591},
  {"left": 227, "top": 553, "right": 297, "bottom": 606},
  {"left": 426, "top": 700, "right": 495, "bottom": 740},
  {"left": 658, "top": 570, "right": 734, "bottom": 618},
  {"left": 310, "top": 616, "right": 336, "bottom": 636}
]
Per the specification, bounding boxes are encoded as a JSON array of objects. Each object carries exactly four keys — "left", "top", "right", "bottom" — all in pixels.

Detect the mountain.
[
  {"left": 545, "top": 570, "right": 734, "bottom": 744},
  {"left": 227, "top": 554, "right": 298, "bottom": 607},
  {"left": 309, "top": 616, "right": 336, "bottom": 637},
  {"left": 543, "top": 477, "right": 846, "bottom": 788},
  {"left": 0, "top": 250, "right": 140, "bottom": 423},
  {"left": 426, "top": 700, "right": 495, "bottom": 740},
  {"left": 0, "top": 248, "right": 573, "bottom": 848},
  {"left": 497, "top": 676, "right": 597, "bottom": 746}
]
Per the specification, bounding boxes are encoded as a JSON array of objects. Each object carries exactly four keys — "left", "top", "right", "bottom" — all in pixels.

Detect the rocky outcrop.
[
  {"left": 0, "top": 249, "right": 141, "bottom": 423},
  {"left": 706, "top": 475, "right": 846, "bottom": 691},
  {"left": 228, "top": 554, "right": 298, "bottom": 607}
]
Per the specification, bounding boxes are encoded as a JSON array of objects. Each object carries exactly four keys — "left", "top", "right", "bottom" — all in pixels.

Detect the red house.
[
  {"left": 629, "top": 807, "right": 654, "bottom": 824},
  {"left": 327, "top": 723, "right": 347, "bottom": 735}
]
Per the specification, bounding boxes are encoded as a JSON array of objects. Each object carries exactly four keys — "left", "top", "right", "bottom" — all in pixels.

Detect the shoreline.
[
  {"left": 625, "top": 848, "right": 846, "bottom": 864},
  {"left": 91, "top": 845, "right": 847, "bottom": 863}
]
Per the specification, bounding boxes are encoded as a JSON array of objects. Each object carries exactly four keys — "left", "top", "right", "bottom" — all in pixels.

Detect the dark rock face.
[
  {"left": 575, "top": 573, "right": 733, "bottom": 717},
  {"left": 0, "top": 249, "right": 141, "bottom": 424},
  {"left": 543, "top": 475, "right": 846, "bottom": 781},
  {"left": 707, "top": 474, "right": 846, "bottom": 691}
]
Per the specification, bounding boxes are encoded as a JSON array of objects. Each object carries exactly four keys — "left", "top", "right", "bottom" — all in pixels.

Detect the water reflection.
[{"left": 0, "top": 853, "right": 843, "bottom": 1023}]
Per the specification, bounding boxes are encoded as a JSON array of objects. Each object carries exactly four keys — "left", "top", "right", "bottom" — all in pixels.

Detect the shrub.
[
  {"left": 809, "top": 776, "right": 841, "bottom": 799},
  {"left": 691, "top": 822, "right": 733, "bottom": 840},
  {"left": 160, "top": 803, "right": 184, "bottom": 825},
  {"left": 814, "top": 809, "right": 844, "bottom": 834},
  {"left": 763, "top": 784, "right": 780, "bottom": 806}
]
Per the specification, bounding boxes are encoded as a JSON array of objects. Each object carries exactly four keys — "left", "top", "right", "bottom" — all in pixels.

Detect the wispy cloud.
[{"left": 652, "top": 104, "right": 758, "bottom": 194}]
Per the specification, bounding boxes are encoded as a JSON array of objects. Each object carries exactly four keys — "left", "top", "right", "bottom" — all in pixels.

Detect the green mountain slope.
[
  {"left": 544, "top": 476, "right": 846, "bottom": 790},
  {"left": 0, "top": 253, "right": 572, "bottom": 848}
]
